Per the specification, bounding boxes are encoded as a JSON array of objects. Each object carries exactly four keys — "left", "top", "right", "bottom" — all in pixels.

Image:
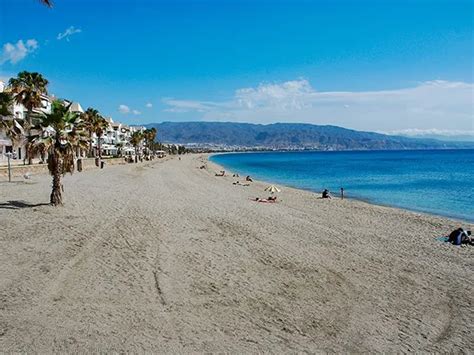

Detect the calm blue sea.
[{"left": 211, "top": 149, "right": 474, "bottom": 222}]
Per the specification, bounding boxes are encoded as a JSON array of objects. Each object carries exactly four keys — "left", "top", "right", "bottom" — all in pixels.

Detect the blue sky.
[{"left": 0, "top": 0, "right": 472, "bottom": 136}]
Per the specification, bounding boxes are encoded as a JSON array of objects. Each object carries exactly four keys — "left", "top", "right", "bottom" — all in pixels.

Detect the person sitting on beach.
[
  {"left": 246, "top": 175, "right": 253, "bottom": 182},
  {"left": 233, "top": 173, "right": 239, "bottom": 177},
  {"left": 322, "top": 189, "right": 331, "bottom": 199},
  {"left": 215, "top": 170, "right": 225, "bottom": 176},
  {"left": 448, "top": 228, "right": 472, "bottom": 245},
  {"left": 268, "top": 196, "right": 277, "bottom": 201}
]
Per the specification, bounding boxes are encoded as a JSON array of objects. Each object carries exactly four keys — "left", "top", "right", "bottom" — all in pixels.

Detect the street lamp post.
[{"left": 5, "top": 152, "right": 12, "bottom": 182}]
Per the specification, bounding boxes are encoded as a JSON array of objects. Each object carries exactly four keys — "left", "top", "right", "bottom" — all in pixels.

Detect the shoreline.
[
  {"left": 1, "top": 154, "right": 472, "bottom": 352},
  {"left": 209, "top": 152, "right": 474, "bottom": 224}
]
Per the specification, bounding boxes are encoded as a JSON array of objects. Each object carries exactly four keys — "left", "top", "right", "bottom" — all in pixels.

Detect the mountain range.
[{"left": 145, "top": 122, "right": 474, "bottom": 150}]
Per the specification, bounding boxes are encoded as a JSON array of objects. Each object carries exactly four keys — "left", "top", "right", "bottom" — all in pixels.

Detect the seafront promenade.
[
  {"left": 0, "top": 157, "right": 128, "bottom": 179},
  {"left": 0, "top": 155, "right": 472, "bottom": 352}
]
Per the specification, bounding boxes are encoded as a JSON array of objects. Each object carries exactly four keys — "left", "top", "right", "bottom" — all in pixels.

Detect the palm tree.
[
  {"left": 130, "top": 131, "right": 144, "bottom": 163},
  {"left": 143, "top": 128, "right": 157, "bottom": 157},
  {"left": 31, "top": 100, "right": 87, "bottom": 205},
  {"left": 91, "top": 115, "right": 108, "bottom": 160},
  {"left": 0, "top": 92, "right": 24, "bottom": 150},
  {"left": 81, "top": 107, "right": 100, "bottom": 157},
  {"left": 8, "top": 71, "right": 49, "bottom": 164}
]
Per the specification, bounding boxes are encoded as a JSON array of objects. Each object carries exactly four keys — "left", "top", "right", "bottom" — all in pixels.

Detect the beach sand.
[{"left": 0, "top": 154, "right": 472, "bottom": 352}]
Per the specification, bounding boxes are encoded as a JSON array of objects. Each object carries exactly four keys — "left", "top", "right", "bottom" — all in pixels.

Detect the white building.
[
  {"left": 88, "top": 118, "right": 141, "bottom": 157},
  {"left": 1, "top": 80, "right": 153, "bottom": 164},
  {"left": 61, "top": 99, "right": 84, "bottom": 115}
]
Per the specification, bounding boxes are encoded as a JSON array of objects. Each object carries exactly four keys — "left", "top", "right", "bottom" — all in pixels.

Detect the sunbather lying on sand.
[
  {"left": 254, "top": 196, "right": 277, "bottom": 203},
  {"left": 215, "top": 170, "right": 225, "bottom": 176},
  {"left": 233, "top": 181, "right": 250, "bottom": 186}
]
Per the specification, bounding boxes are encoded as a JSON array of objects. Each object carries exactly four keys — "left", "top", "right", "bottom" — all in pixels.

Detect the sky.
[{"left": 0, "top": 0, "right": 472, "bottom": 138}]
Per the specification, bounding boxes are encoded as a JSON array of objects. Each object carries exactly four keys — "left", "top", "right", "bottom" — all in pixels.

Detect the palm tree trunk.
[
  {"left": 50, "top": 152, "right": 63, "bottom": 205},
  {"left": 89, "top": 131, "right": 93, "bottom": 157},
  {"left": 98, "top": 135, "right": 102, "bottom": 159},
  {"left": 26, "top": 108, "right": 33, "bottom": 165}
]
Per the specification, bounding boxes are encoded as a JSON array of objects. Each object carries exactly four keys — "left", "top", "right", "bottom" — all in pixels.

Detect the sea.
[{"left": 211, "top": 149, "right": 474, "bottom": 222}]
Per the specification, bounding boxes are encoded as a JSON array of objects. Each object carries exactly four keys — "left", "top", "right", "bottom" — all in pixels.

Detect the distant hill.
[{"left": 145, "top": 121, "right": 474, "bottom": 150}]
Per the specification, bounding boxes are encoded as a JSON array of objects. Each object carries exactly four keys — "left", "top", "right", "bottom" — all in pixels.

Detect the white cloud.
[
  {"left": 0, "top": 39, "right": 38, "bottom": 65},
  {"left": 162, "top": 79, "right": 474, "bottom": 133},
  {"left": 162, "top": 98, "right": 219, "bottom": 113},
  {"left": 118, "top": 104, "right": 130, "bottom": 114},
  {"left": 57, "top": 26, "right": 82, "bottom": 41},
  {"left": 386, "top": 128, "right": 474, "bottom": 137},
  {"left": 26, "top": 39, "right": 38, "bottom": 48},
  {"left": 119, "top": 104, "right": 141, "bottom": 115},
  {"left": 236, "top": 79, "right": 313, "bottom": 110},
  {"left": 145, "top": 103, "right": 153, "bottom": 108},
  {"left": 384, "top": 128, "right": 474, "bottom": 141}
]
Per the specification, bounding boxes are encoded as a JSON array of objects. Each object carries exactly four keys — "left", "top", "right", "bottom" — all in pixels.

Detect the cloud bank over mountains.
[{"left": 163, "top": 79, "right": 473, "bottom": 139}]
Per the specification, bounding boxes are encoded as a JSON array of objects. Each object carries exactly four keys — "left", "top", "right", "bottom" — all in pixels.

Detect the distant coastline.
[{"left": 146, "top": 121, "right": 474, "bottom": 152}]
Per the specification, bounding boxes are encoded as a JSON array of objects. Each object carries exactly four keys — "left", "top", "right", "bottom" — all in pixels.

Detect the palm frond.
[
  {"left": 39, "top": 0, "right": 53, "bottom": 7},
  {"left": 0, "top": 92, "right": 24, "bottom": 141},
  {"left": 32, "top": 100, "right": 84, "bottom": 176},
  {"left": 0, "top": 92, "right": 14, "bottom": 117},
  {"left": 8, "top": 72, "right": 49, "bottom": 124}
]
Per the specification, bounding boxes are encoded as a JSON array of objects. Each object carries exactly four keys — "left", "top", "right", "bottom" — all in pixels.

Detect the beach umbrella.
[{"left": 265, "top": 185, "right": 281, "bottom": 194}]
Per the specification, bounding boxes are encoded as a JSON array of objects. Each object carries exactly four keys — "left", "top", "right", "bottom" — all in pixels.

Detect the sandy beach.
[{"left": 0, "top": 154, "right": 472, "bottom": 352}]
